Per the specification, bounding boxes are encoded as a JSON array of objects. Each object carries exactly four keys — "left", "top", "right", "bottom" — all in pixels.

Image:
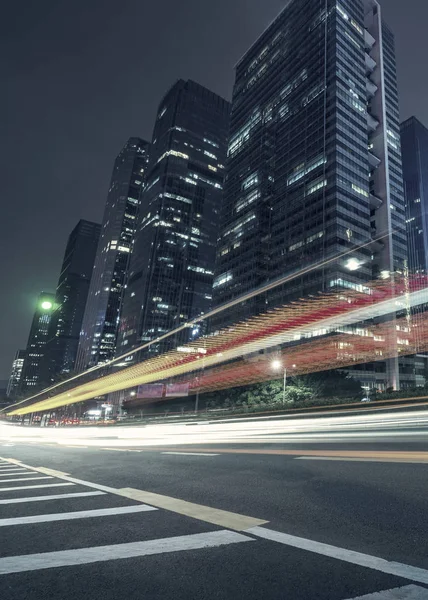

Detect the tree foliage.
[{"left": 205, "top": 369, "right": 363, "bottom": 411}]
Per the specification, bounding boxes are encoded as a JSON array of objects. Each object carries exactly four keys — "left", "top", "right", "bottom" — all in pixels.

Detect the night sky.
[{"left": 1, "top": 0, "right": 427, "bottom": 379}]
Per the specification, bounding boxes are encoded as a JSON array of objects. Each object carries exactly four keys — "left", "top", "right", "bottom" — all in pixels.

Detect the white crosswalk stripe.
[
  {"left": 346, "top": 585, "right": 428, "bottom": 599},
  {"left": 0, "top": 491, "right": 106, "bottom": 504},
  {"left": 0, "top": 470, "right": 29, "bottom": 477},
  {"left": 0, "top": 504, "right": 157, "bottom": 526},
  {"left": 0, "top": 530, "right": 253, "bottom": 575},
  {"left": 0, "top": 476, "right": 54, "bottom": 483},
  {"left": 0, "top": 482, "right": 75, "bottom": 492}
]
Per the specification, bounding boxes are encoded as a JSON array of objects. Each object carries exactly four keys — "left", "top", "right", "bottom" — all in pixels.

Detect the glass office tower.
[
  {"left": 213, "top": 0, "right": 407, "bottom": 389},
  {"left": 6, "top": 350, "right": 26, "bottom": 399},
  {"left": 76, "top": 138, "right": 150, "bottom": 371},
  {"left": 19, "top": 292, "right": 56, "bottom": 394},
  {"left": 400, "top": 116, "right": 428, "bottom": 275},
  {"left": 117, "top": 80, "right": 230, "bottom": 360},
  {"left": 44, "top": 220, "right": 101, "bottom": 383},
  {"left": 400, "top": 117, "right": 428, "bottom": 386}
]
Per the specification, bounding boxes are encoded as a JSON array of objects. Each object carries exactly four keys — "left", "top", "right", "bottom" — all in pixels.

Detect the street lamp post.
[
  {"left": 283, "top": 367, "right": 287, "bottom": 405},
  {"left": 195, "top": 377, "right": 200, "bottom": 414},
  {"left": 272, "top": 359, "right": 287, "bottom": 405}
]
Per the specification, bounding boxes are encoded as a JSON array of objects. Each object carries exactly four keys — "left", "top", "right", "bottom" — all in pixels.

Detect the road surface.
[{"left": 0, "top": 410, "right": 427, "bottom": 599}]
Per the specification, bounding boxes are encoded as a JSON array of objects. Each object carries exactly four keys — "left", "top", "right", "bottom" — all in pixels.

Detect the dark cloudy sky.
[{"left": 1, "top": 0, "right": 427, "bottom": 379}]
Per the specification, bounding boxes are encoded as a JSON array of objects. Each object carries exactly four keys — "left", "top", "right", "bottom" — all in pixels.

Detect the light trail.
[
  {"left": 6, "top": 274, "right": 428, "bottom": 416},
  {"left": 7, "top": 233, "right": 405, "bottom": 411},
  {"left": 1, "top": 407, "right": 428, "bottom": 447}
]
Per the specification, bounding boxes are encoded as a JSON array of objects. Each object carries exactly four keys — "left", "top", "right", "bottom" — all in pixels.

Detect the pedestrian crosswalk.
[
  {"left": 0, "top": 457, "right": 427, "bottom": 600},
  {"left": 0, "top": 458, "right": 251, "bottom": 582}
]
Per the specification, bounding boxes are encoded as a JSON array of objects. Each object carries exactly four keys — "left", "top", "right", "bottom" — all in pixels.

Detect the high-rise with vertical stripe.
[{"left": 213, "top": 0, "right": 408, "bottom": 389}]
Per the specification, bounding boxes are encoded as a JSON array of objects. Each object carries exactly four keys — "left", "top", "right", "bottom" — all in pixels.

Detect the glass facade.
[
  {"left": 76, "top": 138, "right": 150, "bottom": 371},
  {"left": 117, "top": 80, "right": 230, "bottom": 359},
  {"left": 43, "top": 220, "right": 101, "bottom": 383},
  {"left": 400, "top": 116, "right": 428, "bottom": 274},
  {"left": 6, "top": 349, "right": 26, "bottom": 399},
  {"left": 213, "top": 0, "right": 408, "bottom": 388},
  {"left": 20, "top": 292, "right": 56, "bottom": 394}
]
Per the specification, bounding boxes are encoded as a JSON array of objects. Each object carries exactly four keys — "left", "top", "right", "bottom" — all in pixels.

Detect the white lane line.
[
  {"left": 0, "top": 491, "right": 106, "bottom": 505},
  {"left": 100, "top": 448, "right": 142, "bottom": 453},
  {"left": 162, "top": 452, "right": 220, "bottom": 457},
  {"left": 246, "top": 527, "right": 428, "bottom": 586},
  {"left": 0, "top": 530, "right": 253, "bottom": 575},
  {"left": 0, "top": 483, "right": 75, "bottom": 492},
  {"left": 0, "top": 504, "right": 157, "bottom": 527},
  {"left": 0, "top": 476, "right": 54, "bottom": 484},
  {"left": 0, "top": 470, "right": 30, "bottom": 477},
  {"left": 346, "top": 585, "right": 428, "bottom": 599}
]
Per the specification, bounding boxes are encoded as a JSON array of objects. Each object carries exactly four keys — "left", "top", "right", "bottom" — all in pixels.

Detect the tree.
[{"left": 289, "top": 370, "right": 362, "bottom": 399}]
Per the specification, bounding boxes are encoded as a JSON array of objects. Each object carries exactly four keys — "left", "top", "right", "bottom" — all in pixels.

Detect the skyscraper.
[
  {"left": 76, "top": 138, "right": 150, "bottom": 371},
  {"left": 6, "top": 349, "right": 26, "bottom": 399},
  {"left": 19, "top": 293, "right": 56, "bottom": 394},
  {"left": 117, "top": 80, "right": 230, "bottom": 359},
  {"left": 400, "top": 117, "right": 428, "bottom": 274},
  {"left": 43, "top": 220, "right": 101, "bottom": 383},
  {"left": 400, "top": 117, "right": 428, "bottom": 386},
  {"left": 213, "top": 0, "right": 407, "bottom": 389}
]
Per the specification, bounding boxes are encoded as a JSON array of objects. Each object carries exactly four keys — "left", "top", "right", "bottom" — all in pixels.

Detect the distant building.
[
  {"left": 43, "top": 220, "right": 101, "bottom": 383},
  {"left": 0, "top": 380, "right": 9, "bottom": 407},
  {"left": 76, "top": 138, "right": 150, "bottom": 371},
  {"left": 400, "top": 117, "right": 428, "bottom": 385},
  {"left": 213, "top": 0, "right": 408, "bottom": 390},
  {"left": 6, "top": 350, "right": 26, "bottom": 399},
  {"left": 20, "top": 293, "right": 56, "bottom": 394},
  {"left": 117, "top": 80, "right": 230, "bottom": 360},
  {"left": 400, "top": 116, "right": 428, "bottom": 274}
]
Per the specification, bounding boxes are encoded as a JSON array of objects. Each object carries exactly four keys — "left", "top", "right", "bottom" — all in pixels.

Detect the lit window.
[
  {"left": 157, "top": 150, "right": 189, "bottom": 164},
  {"left": 352, "top": 184, "right": 369, "bottom": 197},
  {"left": 203, "top": 138, "right": 219, "bottom": 148},
  {"left": 242, "top": 172, "right": 258, "bottom": 190},
  {"left": 213, "top": 272, "right": 233, "bottom": 288},
  {"left": 307, "top": 179, "right": 327, "bottom": 195},
  {"left": 287, "top": 155, "right": 326, "bottom": 186}
]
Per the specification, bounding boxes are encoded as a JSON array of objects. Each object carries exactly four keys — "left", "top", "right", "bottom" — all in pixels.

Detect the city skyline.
[{"left": 1, "top": 0, "right": 428, "bottom": 379}]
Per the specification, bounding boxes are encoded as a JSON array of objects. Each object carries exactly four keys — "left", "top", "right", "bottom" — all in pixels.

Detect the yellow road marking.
[
  {"left": 115, "top": 488, "right": 267, "bottom": 531},
  {"left": 138, "top": 448, "right": 428, "bottom": 462}
]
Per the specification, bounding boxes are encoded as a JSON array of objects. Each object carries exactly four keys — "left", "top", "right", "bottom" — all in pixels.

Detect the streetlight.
[
  {"left": 272, "top": 359, "right": 286, "bottom": 405},
  {"left": 345, "top": 257, "right": 361, "bottom": 271}
]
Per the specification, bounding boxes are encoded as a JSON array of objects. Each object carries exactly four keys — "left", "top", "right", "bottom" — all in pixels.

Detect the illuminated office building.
[
  {"left": 400, "top": 117, "right": 428, "bottom": 386},
  {"left": 76, "top": 138, "right": 150, "bottom": 370},
  {"left": 20, "top": 293, "right": 56, "bottom": 393},
  {"left": 44, "top": 220, "right": 101, "bottom": 382},
  {"left": 400, "top": 116, "right": 428, "bottom": 275},
  {"left": 6, "top": 349, "right": 26, "bottom": 399},
  {"left": 213, "top": 0, "right": 408, "bottom": 389},
  {"left": 117, "top": 80, "right": 230, "bottom": 360}
]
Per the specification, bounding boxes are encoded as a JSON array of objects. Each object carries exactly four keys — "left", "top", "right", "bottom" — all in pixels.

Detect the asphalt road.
[{"left": 0, "top": 419, "right": 427, "bottom": 599}]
